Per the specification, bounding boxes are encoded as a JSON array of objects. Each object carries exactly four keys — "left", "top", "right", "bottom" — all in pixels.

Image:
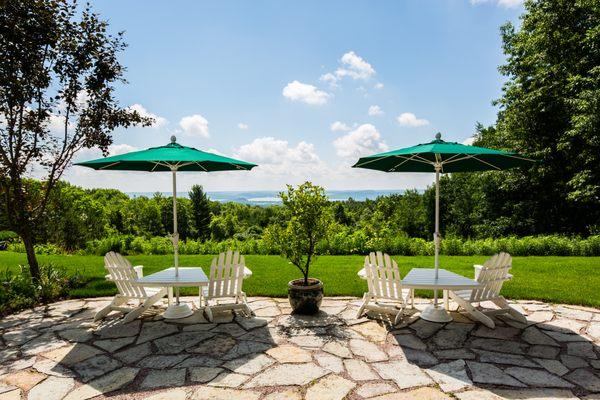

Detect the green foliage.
[
  {"left": 0, "top": 231, "right": 18, "bottom": 241},
  {"left": 470, "top": 0, "right": 600, "bottom": 235},
  {"left": 0, "top": 263, "right": 85, "bottom": 316},
  {"left": 264, "top": 182, "right": 332, "bottom": 284},
  {"left": 189, "top": 185, "right": 212, "bottom": 240},
  {"left": 0, "top": 0, "right": 152, "bottom": 280}
]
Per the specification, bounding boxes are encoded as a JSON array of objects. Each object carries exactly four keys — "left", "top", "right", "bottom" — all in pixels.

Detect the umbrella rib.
[
  {"left": 98, "top": 161, "right": 121, "bottom": 170},
  {"left": 440, "top": 153, "right": 463, "bottom": 163},
  {"left": 412, "top": 154, "right": 434, "bottom": 164},
  {"left": 502, "top": 153, "right": 536, "bottom": 162},
  {"left": 440, "top": 154, "right": 472, "bottom": 165},
  {"left": 389, "top": 154, "right": 432, "bottom": 171},
  {"left": 471, "top": 155, "right": 502, "bottom": 170},
  {"left": 444, "top": 154, "right": 502, "bottom": 170},
  {"left": 440, "top": 153, "right": 502, "bottom": 169},
  {"left": 354, "top": 155, "right": 393, "bottom": 168},
  {"left": 155, "top": 161, "right": 174, "bottom": 170},
  {"left": 194, "top": 162, "right": 209, "bottom": 172}
]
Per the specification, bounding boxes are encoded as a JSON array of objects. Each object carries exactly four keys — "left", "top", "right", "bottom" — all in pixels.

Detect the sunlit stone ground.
[{"left": 0, "top": 296, "right": 599, "bottom": 399}]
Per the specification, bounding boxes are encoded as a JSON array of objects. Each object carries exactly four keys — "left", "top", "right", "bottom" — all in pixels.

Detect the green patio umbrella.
[
  {"left": 352, "top": 132, "right": 534, "bottom": 322},
  {"left": 76, "top": 135, "right": 257, "bottom": 318}
]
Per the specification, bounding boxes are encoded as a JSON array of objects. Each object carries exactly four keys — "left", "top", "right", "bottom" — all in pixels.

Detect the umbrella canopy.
[
  {"left": 75, "top": 138, "right": 256, "bottom": 172},
  {"left": 352, "top": 132, "right": 534, "bottom": 322},
  {"left": 76, "top": 136, "right": 257, "bottom": 319},
  {"left": 352, "top": 133, "right": 533, "bottom": 173}
]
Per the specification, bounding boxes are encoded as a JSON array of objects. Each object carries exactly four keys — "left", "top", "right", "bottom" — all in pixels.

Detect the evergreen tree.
[{"left": 189, "top": 185, "right": 212, "bottom": 240}]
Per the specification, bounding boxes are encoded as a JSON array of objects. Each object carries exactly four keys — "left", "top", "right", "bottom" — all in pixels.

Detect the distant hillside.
[{"left": 127, "top": 190, "right": 412, "bottom": 205}]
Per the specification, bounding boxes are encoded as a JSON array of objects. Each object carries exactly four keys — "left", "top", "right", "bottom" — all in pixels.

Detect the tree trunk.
[{"left": 22, "top": 232, "right": 40, "bottom": 282}]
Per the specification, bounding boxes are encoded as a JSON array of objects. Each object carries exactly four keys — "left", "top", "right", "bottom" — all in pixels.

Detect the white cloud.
[
  {"left": 320, "top": 51, "right": 376, "bottom": 87},
  {"left": 330, "top": 121, "right": 351, "bottom": 132},
  {"left": 207, "top": 148, "right": 225, "bottom": 156},
  {"left": 368, "top": 105, "right": 383, "bottom": 116},
  {"left": 235, "top": 137, "right": 320, "bottom": 165},
  {"left": 238, "top": 123, "right": 249, "bottom": 130},
  {"left": 231, "top": 137, "right": 332, "bottom": 187},
  {"left": 319, "top": 73, "right": 338, "bottom": 87},
  {"left": 462, "top": 135, "right": 479, "bottom": 145},
  {"left": 108, "top": 143, "right": 138, "bottom": 156},
  {"left": 397, "top": 112, "right": 430, "bottom": 127},
  {"left": 128, "top": 104, "right": 168, "bottom": 129},
  {"left": 374, "top": 82, "right": 384, "bottom": 90},
  {"left": 75, "top": 143, "right": 139, "bottom": 160},
  {"left": 179, "top": 114, "right": 209, "bottom": 138},
  {"left": 333, "top": 124, "right": 388, "bottom": 158},
  {"left": 282, "top": 81, "right": 330, "bottom": 105},
  {"left": 47, "top": 113, "right": 67, "bottom": 133},
  {"left": 470, "top": 0, "right": 523, "bottom": 8},
  {"left": 336, "top": 51, "right": 376, "bottom": 81}
]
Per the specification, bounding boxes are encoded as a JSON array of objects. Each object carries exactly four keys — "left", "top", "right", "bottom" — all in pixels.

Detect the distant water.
[{"left": 127, "top": 190, "right": 407, "bottom": 205}]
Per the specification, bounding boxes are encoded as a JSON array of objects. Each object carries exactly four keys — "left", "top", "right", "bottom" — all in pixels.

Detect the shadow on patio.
[{"left": 0, "top": 297, "right": 599, "bottom": 399}]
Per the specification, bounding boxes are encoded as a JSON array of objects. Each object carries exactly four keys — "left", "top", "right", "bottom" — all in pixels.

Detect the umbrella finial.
[
  {"left": 170, "top": 135, "right": 177, "bottom": 143},
  {"left": 435, "top": 132, "right": 442, "bottom": 140}
]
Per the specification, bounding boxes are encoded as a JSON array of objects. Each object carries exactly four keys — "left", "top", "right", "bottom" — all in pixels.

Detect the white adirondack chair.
[
  {"left": 201, "top": 250, "right": 253, "bottom": 322},
  {"left": 448, "top": 252, "right": 527, "bottom": 328},
  {"left": 356, "top": 251, "right": 413, "bottom": 325},
  {"left": 94, "top": 252, "right": 168, "bottom": 323}
]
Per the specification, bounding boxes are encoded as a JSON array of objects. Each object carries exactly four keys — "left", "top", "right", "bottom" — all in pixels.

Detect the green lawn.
[{"left": 1, "top": 251, "right": 599, "bottom": 307}]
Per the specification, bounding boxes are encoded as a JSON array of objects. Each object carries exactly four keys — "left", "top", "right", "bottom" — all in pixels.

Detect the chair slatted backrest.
[
  {"left": 364, "top": 251, "right": 403, "bottom": 301},
  {"left": 104, "top": 252, "right": 147, "bottom": 299},
  {"left": 470, "top": 252, "right": 512, "bottom": 301},
  {"left": 208, "top": 250, "right": 245, "bottom": 299}
]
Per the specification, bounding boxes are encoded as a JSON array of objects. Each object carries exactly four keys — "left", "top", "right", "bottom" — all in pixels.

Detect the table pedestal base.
[
  {"left": 163, "top": 303, "right": 193, "bottom": 319},
  {"left": 420, "top": 304, "right": 453, "bottom": 323}
]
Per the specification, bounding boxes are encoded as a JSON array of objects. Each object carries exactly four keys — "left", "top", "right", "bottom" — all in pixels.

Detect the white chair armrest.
[
  {"left": 473, "top": 264, "right": 484, "bottom": 280},
  {"left": 243, "top": 266, "right": 253, "bottom": 278},
  {"left": 357, "top": 267, "right": 367, "bottom": 279},
  {"left": 105, "top": 274, "right": 112, "bottom": 281},
  {"left": 133, "top": 265, "right": 144, "bottom": 279},
  {"left": 506, "top": 273, "right": 514, "bottom": 280}
]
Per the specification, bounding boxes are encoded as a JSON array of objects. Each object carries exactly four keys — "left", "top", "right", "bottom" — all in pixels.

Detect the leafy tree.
[
  {"left": 395, "top": 190, "right": 428, "bottom": 238},
  {"left": 189, "top": 184, "right": 211, "bottom": 240},
  {"left": 482, "top": 0, "right": 600, "bottom": 234},
  {"left": 158, "top": 194, "right": 191, "bottom": 240},
  {"left": 209, "top": 213, "right": 238, "bottom": 241},
  {"left": 44, "top": 182, "right": 108, "bottom": 249},
  {"left": 124, "top": 196, "right": 164, "bottom": 237},
  {"left": 264, "top": 182, "right": 331, "bottom": 285},
  {"left": 0, "top": 0, "right": 150, "bottom": 280},
  {"left": 333, "top": 202, "right": 351, "bottom": 225}
]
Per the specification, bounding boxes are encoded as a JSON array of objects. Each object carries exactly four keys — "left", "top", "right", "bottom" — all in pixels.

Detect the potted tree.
[{"left": 266, "top": 182, "right": 331, "bottom": 314}]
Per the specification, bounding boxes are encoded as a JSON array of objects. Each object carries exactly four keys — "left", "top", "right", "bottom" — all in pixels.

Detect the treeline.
[{"left": 1, "top": 179, "right": 599, "bottom": 257}]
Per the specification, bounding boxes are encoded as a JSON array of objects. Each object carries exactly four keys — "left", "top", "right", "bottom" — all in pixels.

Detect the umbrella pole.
[
  {"left": 420, "top": 163, "right": 452, "bottom": 323},
  {"left": 434, "top": 164, "right": 440, "bottom": 306},
  {"left": 172, "top": 168, "right": 180, "bottom": 305},
  {"left": 163, "top": 164, "right": 192, "bottom": 319}
]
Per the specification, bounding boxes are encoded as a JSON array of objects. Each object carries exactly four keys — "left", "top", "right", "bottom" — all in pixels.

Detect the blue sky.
[{"left": 67, "top": 0, "right": 524, "bottom": 192}]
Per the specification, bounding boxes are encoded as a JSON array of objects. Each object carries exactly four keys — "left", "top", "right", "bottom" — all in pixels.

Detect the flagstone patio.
[{"left": 0, "top": 296, "right": 599, "bottom": 400}]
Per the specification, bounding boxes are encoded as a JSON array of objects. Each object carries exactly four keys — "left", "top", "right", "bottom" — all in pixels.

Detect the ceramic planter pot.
[{"left": 288, "top": 278, "right": 323, "bottom": 314}]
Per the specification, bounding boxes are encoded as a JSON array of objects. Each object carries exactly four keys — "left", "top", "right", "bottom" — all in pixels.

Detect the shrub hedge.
[{"left": 7, "top": 234, "right": 599, "bottom": 257}]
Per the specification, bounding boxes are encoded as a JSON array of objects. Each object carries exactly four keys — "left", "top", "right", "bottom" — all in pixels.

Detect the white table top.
[
  {"left": 134, "top": 266, "right": 253, "bottom": 288},
  {"left": 135, "top": 267, "right": 208, "bottom": 287},
  {"left": 401, "top": 268, "right": 481, "bottom": 290}
]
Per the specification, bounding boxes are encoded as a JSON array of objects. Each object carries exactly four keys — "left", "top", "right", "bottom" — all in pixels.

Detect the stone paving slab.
[{"left": 0, "top": 296, "right": 599, "bottom": 399}]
